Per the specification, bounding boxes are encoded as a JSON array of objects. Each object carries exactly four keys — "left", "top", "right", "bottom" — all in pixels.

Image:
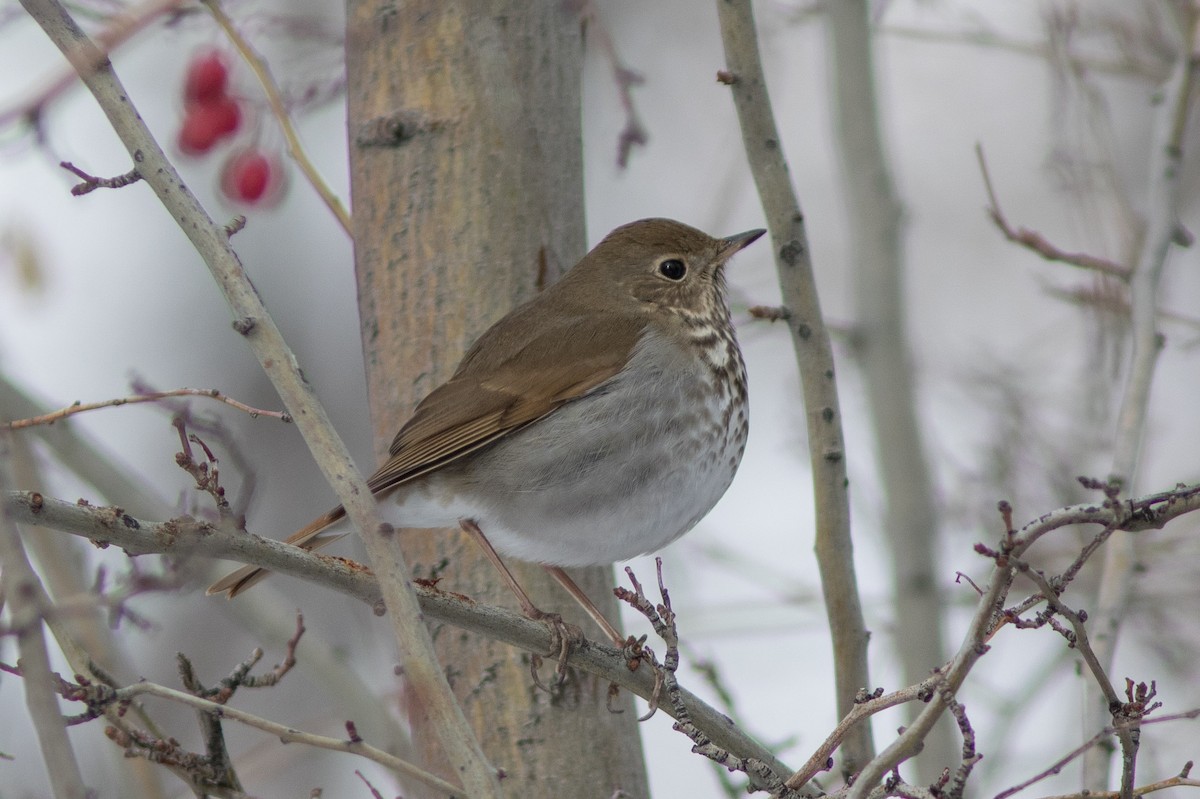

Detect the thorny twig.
[{"left": 615, "top": 559, "right": 809, "bottom": 798}]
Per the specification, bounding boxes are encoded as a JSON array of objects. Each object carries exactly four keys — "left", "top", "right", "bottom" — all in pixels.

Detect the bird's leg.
[
  {"left": 458, "top": 519, "right": 581, "bottom": 685},
  {"left": 542, "top": 565, "right": 626, "bottom": 648}
]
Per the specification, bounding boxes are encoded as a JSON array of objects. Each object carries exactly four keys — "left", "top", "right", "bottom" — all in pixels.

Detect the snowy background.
[{"left": 1, "top": 1, "right": 1199, "bottom": 796}]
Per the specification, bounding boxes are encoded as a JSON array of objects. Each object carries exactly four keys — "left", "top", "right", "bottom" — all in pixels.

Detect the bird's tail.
[{"left": 206, "top": 506, "right": 348, "bottom": 598}]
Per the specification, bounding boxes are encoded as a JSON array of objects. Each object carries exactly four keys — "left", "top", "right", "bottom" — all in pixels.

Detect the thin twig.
[
  {"left": 996, "top": 717, "right": 1200, "bottom": 799},
  {"left": 0, "top": 0, "right": 189, "bottom": 130},
  {"left": 573, "top": 0, "right": 646, "bottom": 167},
  {"left": 3, "top": 387, "right": 292, "bottom": 430},
  {"left": 202, "top": 0, "right": 351, "bottom": 234},
  {"left": 615, "top": 560, "right": 806, "bottom": 797},
  {"left": 976, "top": 143, "right": 1131, "bottom": 279},
  {"left": 1008, "top": 553, "right": 1122, "bottom": 708},
  {"left": 108, "top": 680, "right": 463, "bottom": 796},
  {"left": 60, "top": 160, "right": 143, "bottom": 194}
]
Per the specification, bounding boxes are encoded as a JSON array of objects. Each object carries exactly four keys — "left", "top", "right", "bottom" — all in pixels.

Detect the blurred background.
[{"left": 1, "top": 0, "right": 1199, "bottom": 796}]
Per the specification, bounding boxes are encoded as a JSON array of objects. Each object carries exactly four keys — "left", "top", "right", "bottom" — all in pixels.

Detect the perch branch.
[{"left": 2, "top": 489, "right": 796, "bottom": 784}]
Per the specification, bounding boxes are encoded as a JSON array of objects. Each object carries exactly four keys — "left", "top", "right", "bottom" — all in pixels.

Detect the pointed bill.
[{"left": 720, "top": 228, "right": 767, "bottom": 258}]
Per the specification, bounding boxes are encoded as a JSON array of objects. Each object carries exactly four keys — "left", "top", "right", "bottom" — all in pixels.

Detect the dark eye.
[{"left": 658, "top": 259, "right": 687, "bottom": 280}]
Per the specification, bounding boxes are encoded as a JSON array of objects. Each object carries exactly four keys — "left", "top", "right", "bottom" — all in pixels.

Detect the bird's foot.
[{"left": 525, "top": 608, "right": 584, "bottom": 691}]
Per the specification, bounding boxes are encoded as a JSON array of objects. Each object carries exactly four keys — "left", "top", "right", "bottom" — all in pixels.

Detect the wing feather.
[{"left": 209, "top": 301, "right": 647, "bottom": 598}]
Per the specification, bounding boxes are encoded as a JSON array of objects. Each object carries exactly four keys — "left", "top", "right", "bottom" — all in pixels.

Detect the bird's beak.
[{"left": 720, "top": 228, "right": 767, "bottom": 257}]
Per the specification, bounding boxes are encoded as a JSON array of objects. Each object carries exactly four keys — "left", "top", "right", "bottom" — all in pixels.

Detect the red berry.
[
  {"left": 178, "top": 108, "right": 221, "bottom": 155},
  {"left": 209, "top": 96, "right": 241, "bottom": 136},
  {"left": 185, "top": 50, "right": 229, "bottom": 105},
  {"left": 177, "top": 99, "right": 242, "bottom": 156},
  {"left": 221, "top": 150, "right": 284, "bottom": 205}
]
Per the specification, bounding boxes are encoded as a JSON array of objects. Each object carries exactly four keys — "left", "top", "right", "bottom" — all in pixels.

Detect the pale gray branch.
[
  {"left": 2, "top": 489, "right": 795, "bottom": 788},
  {"left": 17, "top": 0, "right": 500, "bottom": 792},
  {"left": 825, "top": 0, "right": 952, "bottom": 779},
  {"left": 1083, "top": 7, "right": 1200, "bottom": 791},
  {"left": 0, "top": 434, "right": 90, "bottom": 799},
  {"left": 717, "top": 0, "right": 874, "bottom": 774}
]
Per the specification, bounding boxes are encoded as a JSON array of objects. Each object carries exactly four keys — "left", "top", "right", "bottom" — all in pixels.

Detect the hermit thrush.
[{"left": 209, "top": 218, "right": 764, "bottom": 640}]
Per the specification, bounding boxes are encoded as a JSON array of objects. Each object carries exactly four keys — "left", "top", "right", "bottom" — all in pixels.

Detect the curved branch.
[{"left": 842, "top": 480, "right": 1200, "bottom": 799}]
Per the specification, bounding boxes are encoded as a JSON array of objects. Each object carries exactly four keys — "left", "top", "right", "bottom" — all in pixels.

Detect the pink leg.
[{"left": 544, "top": 565, "right": 625, "bottom": 647}]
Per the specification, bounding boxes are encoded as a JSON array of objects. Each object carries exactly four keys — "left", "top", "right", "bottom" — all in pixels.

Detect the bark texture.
[{"left": 345, "top": 2, "right": 650, "bottom": 795}]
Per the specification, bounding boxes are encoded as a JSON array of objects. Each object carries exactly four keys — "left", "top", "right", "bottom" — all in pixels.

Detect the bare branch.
[
  {"left": 0, "top": 433, "right": 89, "bottom": 798},
  {"left": 1085, "top": 7, "right": 1200, "bottom": 788},
  {"left": 976, "top": 144, "right": 1131, "bottom": 279},
  {"left": 787, "top": 675, "right": 944, "bottom": 791},
  {"left": 996, "top": 717, "right": 1200, "bottom": 799},
  {"left": 2, "top": 489, "right": 796, "bottom": 781},
  {"left": 717, "top": 0, "right": 873, "bottom": 773},
  {"left": 105, "top": 679, "right": 464, "bottom": 796},
  {"left": 3, "top": 387, "right": 292, "bottom": 430},
  {"left": 615, "top": 560, "right": 807, "bottom": 797},
  {"left": 843, "top": 480, "right": 1200, "bottom": 799}
]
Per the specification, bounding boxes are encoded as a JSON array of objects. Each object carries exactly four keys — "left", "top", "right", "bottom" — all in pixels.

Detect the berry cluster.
[{"left": 176, "top": 49, "right": 284, "bottom": 207}]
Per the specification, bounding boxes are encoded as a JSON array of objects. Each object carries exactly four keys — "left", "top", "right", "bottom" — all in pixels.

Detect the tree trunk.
[{"left": 345, "top": 2, "right": 650, "bottom": 796}]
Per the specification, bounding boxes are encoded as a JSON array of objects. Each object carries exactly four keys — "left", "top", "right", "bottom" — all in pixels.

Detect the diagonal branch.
[
  {"left": 0, "top": 434, "right": 89, "bottom": 799},
  {"left": 976, "top": 144, "right": 1131, "bottom": 279},
  {"left": 717, "top": 0, "right": 874, "bottom": 774},
  {"left": 16, "top": 0, "right": 501, "bottom": 794}
]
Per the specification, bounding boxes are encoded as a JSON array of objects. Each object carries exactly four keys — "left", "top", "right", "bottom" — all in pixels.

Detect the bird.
[{"left": 209, "top": 217, "right": 765, "bottom": 644}]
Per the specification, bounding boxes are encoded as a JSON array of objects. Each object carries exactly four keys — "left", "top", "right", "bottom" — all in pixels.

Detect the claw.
[{"left": 527, "top": 611, "right": 583, "bottom": 691}]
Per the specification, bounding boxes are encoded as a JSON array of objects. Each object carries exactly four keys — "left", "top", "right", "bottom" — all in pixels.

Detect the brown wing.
[
  {"left": 372, "top": 307, "right": 646, "bottom": 492},
  {"left": 209, "top": 305, "right": 647, "bottom": 598}
]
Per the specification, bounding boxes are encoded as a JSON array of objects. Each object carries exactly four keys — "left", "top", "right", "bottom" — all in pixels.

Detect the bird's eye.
[{"left": 658, "top": 259, "right": 687, "bottom": 281}]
